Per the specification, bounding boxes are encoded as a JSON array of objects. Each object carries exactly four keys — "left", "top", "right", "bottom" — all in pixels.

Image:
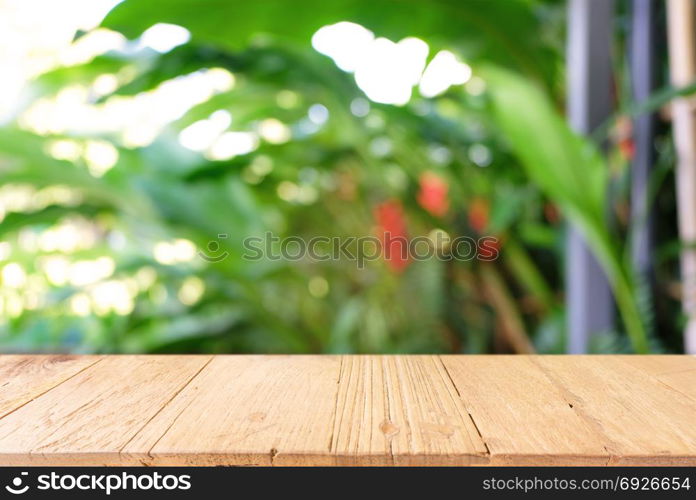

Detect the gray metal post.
[
  {"left": 630, "top": 0, "right": 657, "bottom": 282},
  {"left": 566, "top": 0, "right": 615, "bottom": 353}
]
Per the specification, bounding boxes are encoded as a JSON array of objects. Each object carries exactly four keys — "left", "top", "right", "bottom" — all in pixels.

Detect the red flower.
[
  {"left": 417, "top": 172, "right": 449, "bottom": 217},
  {"left": 614, "top": 116, "right": 635, "bottom": 161},
  {"left": 374, "top": 200, "right": 410, "bottom": 273},
  {"left": 468, "top": 198, "right": 489, "bottom": 233},
  {"left": 619, "top": 138, "right": 635, "bottom": 160}
]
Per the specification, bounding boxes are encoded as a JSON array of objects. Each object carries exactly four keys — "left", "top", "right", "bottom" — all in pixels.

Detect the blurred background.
[{"left": 0, "top": 0, "right": 693, "bottom": 354}]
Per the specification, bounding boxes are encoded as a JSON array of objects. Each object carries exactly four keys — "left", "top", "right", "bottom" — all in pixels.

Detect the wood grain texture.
[
  {"left": 0, "top": 355, "right": 211, "bottom": 465},
  {"left": 441, "top": 356, "right": 609, "bottom": 465},
  {"left": 123, "top": 355, "right": 341, "bottom": 466},
  {"left": 620, "top": 354, "right": 696, "bottom": 376},
  {"left": 331, "top": 356, "right": 487, "bottom": 465},
  {"left": 534, "top": 356, "right": 696, "bottom": 465},
  {"left": 0, "top": 355, "right": 100, "bottom": 419},
  {"left": 0, "top": 355, "right": 695, "bottom": 466},
  {"left": 620, "top": 355, "right": 696, "bottom": 402}
]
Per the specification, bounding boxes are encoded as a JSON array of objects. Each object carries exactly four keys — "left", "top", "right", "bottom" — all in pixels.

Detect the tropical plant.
[{"left": 0, "top": 0, "right": 686, "bottom": 354}]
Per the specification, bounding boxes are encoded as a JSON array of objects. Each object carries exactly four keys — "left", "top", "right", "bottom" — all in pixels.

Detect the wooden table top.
[{"left": 0, "top": 355, "right": 695, "bottom": 466}]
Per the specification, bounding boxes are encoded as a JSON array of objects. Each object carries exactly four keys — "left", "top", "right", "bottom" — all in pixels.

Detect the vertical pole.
[
  {"left": 667, "top": 0, "right": 696, "bottom": 353},
  {"left": 629, "top": 1, "right": 657, "bottom": 289},
  {"left": 566, "top": 0, "right": 615, "bottom": 353}
]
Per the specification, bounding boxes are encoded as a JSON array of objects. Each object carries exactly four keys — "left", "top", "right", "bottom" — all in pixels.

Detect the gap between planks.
[
  {"left": 2, "top": 355, "right": 696, "bottom": 466},
  {"left": 0, "top": 356, "right": 103, "bottom": 421},
  {"left": 437, "top": 356, "right": 491, "bottom": 457},
  {"left": 118, "top": 356, "right": 215, "bottom": 462},
  {"left": 326, "top": 356, "right": 488, "bottom": 466},
  {"left": 119, "top": 355, "right": 492, "bottom": 466}
]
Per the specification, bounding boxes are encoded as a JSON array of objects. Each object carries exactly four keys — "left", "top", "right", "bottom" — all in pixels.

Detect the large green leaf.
[
  {"left": 102, "top": 0, "right": 559, "bottom": 87},
  {"left": 483, "top": 66, "right": 649, "bottom": 353}
]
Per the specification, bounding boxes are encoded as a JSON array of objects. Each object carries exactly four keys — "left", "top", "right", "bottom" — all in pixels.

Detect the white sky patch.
[
  {"left": 312, "top": 22, "right": 428, "bottom": 106},
  {"left": 178, "top": 276, "right": 205, "bottom": 305},
  {"left": 21, "top": 67, "right": 235, "bottom": 147},
  {"left": 2, "top": 263, "right": 27, "bottom": 288},
  {"left": 90, "top": 280, "right": 134, "bottom": 315},
  {"left": 207, "top": 131, "right": 259, "bottom": 160},
  {"left": 350, "top": 97, "right": 370, "bottom": 117},
  {"left": 153, "top": 239, "right": 197, "bottom": 265},
  {"left": 469, "top": 143, "right": 492, "bottom": 167},
  {"left": 354, "top": 37, "right": 428, "bottom": 105},
  {"left": 313, "top": 22, "right": 472, "bottom": 106},
  {"left": 0, "top": 184, "right": 82, "bottom": 221},
  {"left": 308, "top": 104, "right": 329, "bottom": 125},
  {"left": 178, "top": 110, "right": 232, "bottom": 151},
  {"left": 257, "top": 118, "right": 291, "bottom": 144},
  {"left": 59, "top": 29, "right": 126, "bottom": 66},
  {"left": 84, "top": 139, "right": 119, "bottom": 176},
  {"left": 139, "top": 23, "right": 191, "bottom": 53},
  {"left": 48, "top": 139, "right": 82, "bottom": 161},
  {"left": 0, "top": 0, "right": 122, "bottom": 121},
  {"left": 68, "top": 256, "right": 115, "bottom": 286},
  {"left": 312, "top": 22, "right": 375, "bottom": 72},
  {"left": 419, "top": 50, "right": 472, "bottom": 98},
  {"left": 92, "top": 73, "right": 120, "bottom": 96}
]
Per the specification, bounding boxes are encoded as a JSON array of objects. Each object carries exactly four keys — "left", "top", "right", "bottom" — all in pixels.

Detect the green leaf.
[
  {"left": 103, "top": 0, "right": 559, "bottom": 87},
  {"left": 483, "top": 66, "right": 649, "bottom": 353}
]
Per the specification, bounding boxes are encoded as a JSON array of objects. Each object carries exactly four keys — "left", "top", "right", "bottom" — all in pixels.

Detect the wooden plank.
[
  {"left": 0, "top": 355, "right": 211, "bottom": 465},
  {"left": 331, "top": 356, "right": 487, "bottom": 465},
  {"left": 0, "top": 355, "right": 101, "bottom": 419},
  {"left": 620, "top": 354, "right": 696, "bottom": 376},
  {"left": 620, "top": 355, "right": 696, "bottom": 402},
  {"left": 441, "top": 356, "right": 609, "bottom": 465},
  {"left": 330, "top": 355, "right": 390, "bottom": 465},
  {"left": 534, "top": 356, "right": 696, "bottom": 465},
  {"left": 123, "top": 355, "right": 341, "bottom": 466},
  {"left": 0, "top": 355, "right": 695, "bottom": 466},
  {"left": 656, "top": 369, "right": 696, "bottom": 403}
]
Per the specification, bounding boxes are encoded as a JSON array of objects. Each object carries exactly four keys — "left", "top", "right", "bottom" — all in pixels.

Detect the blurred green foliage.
[{"left": 0, "top": 0, "right": 685, "bottom": 353}]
